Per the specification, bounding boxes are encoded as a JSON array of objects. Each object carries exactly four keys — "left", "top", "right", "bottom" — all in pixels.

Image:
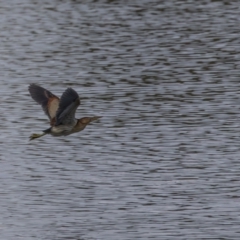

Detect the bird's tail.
[{"left": 29, "top": 132, "right": 46, "bottom": 141}]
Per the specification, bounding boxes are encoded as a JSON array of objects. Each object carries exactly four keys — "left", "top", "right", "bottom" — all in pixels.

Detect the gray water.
[{"left": 0, "top": 0, "right": 240, "bottom": 239}]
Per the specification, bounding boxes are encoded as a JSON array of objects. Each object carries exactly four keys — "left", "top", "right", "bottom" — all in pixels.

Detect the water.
[{"left": 0, "top": 0, "right": 240, "bottom": 239}]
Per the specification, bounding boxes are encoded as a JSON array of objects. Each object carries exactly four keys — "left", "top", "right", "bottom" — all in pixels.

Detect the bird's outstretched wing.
[
  {"left": 55, "top": 88, "right": 80, "bottom": 126},
  {"left": 28, "top": 84, "right": 59, "bottom": 126}
]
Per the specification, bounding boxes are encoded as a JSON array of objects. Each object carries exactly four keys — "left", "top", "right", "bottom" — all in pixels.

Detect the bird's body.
[{"left": 28, "top": 84, "right": 101, "bottom": 140}]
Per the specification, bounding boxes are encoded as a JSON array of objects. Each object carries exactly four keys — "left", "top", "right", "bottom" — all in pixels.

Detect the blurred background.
[{"left": 0, "top": 0, "right": 240, "bottom": 239}]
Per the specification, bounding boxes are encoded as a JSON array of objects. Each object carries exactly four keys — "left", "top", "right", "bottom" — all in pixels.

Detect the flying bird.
[{"left": 28, "top": 84, "right": 101, "bottom": 140}]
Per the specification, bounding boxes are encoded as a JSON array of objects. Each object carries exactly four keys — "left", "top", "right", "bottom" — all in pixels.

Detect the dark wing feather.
[
  {"left": 28, "top": 84, "right": 59, "bottom": 125},
  {"left": 55, "top": 88, "right": 80, "bottom": 126}
]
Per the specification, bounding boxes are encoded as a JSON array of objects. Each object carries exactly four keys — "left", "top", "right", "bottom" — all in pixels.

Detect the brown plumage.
[{"left": 28, "top": 84, "right": 101, "bottom": 140}]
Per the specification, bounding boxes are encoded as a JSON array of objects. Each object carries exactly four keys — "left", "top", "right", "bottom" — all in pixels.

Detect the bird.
[{"left": 28, "top": 84, "right": 101, "bottom": 140}]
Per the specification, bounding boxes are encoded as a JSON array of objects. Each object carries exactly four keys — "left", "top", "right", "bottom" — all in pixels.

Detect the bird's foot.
[{"left": 29, "top": 133, "right": 46, "bottom": 141}]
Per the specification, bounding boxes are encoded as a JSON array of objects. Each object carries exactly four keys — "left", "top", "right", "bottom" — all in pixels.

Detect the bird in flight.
[{"left": 28, "top": 84, "right": 101, "bottom": 140}]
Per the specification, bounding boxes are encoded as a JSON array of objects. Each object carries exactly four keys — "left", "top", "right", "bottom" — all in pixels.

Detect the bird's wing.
[
  {"left": 55, "top": 88, "right": 80, "bottom": 126},
  {"left": 28, "top": 84, "right": 59, "bottom": 126}
]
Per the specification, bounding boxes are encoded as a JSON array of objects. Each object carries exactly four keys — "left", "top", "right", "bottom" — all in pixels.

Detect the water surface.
[{"left": 0, "top": 0, "right": 240, "bottom": 239}]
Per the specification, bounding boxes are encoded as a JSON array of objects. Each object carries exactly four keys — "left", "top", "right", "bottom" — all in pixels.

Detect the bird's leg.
[{"left": 29, "top": 132, "right": 46, "bottom": 141}]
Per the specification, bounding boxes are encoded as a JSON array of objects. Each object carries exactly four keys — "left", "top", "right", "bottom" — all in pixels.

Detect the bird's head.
[{"left": 75, "top": 116, "right": 102, "bottom": 132}]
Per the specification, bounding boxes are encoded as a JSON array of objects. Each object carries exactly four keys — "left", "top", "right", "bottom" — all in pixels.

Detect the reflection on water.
[{"left": 0, "top": 0, "right": 240, "bottom": 239}]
